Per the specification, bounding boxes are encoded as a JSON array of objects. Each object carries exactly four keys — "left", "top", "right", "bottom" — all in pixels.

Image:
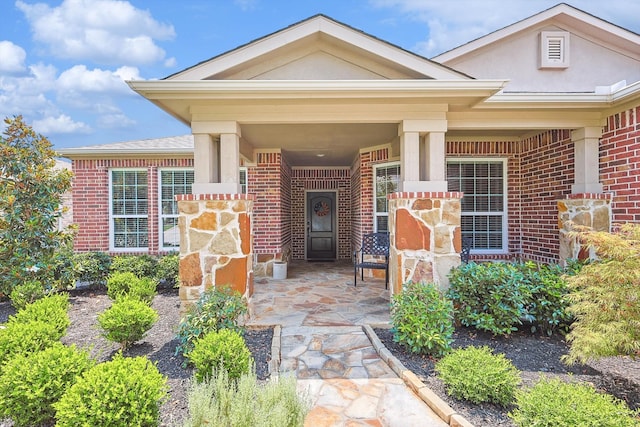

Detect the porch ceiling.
[{"left": 241, "top": 123, "right": 398, "bottom": 166}]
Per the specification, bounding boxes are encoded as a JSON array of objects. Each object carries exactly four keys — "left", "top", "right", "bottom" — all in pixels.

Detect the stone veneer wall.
[
  {"left": 176, "top": 194, "right": 253, "bottom": 309},
  {"left": 558, "top": 193, "right": 612, "bottom": 263},
  {"left": 388, "top": 192, "right": 462, "bottom": 294}
]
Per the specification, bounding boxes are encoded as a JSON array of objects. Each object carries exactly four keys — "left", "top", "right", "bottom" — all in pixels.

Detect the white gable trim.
[
  {"left": 169, "top": 15, "right": 468, "bottom": 81},
  {"left": 433, "top": 3, "right": 640, "bottom": 63}
]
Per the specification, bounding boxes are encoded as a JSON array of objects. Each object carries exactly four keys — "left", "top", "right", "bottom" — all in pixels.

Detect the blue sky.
[{"left": 1, "top": 0, "right": 639, "bottom": 149}]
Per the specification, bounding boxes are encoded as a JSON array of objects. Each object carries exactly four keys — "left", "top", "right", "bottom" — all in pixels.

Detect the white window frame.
[
  {"left": 109, "top": 168, "right": 148, "bottom": 252},
  {"left": 540, "top": 31, "right": 570, "bottom": 69},
  {"left": 373, "top": 161, "right": 400, "bottom": 233},
  {"left": 158, "top": 168, "right": 194, "bottom": 251},
  {"left": 446, "top": 158, "right": 508, "bottom": 254},
  {"left": 239, "top": 167, "right": 248, "bottom": 194}
]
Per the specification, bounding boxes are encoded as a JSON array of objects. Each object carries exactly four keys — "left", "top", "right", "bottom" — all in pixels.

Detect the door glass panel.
[{"left": 311, "top": 197, "right": 332, "bottom": 232}]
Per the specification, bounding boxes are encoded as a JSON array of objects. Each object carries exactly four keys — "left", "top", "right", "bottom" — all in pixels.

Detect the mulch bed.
[
  {"left": 0, "top": 288, "right": 274, "bottom": 427},
  {"left": 375, "top": 327, "right": 640, "bottom": 427}
]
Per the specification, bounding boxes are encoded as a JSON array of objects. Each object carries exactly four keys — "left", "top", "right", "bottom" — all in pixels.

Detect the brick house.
[{"left": 60, "top": 4, "right": 640, "bottom": 306}]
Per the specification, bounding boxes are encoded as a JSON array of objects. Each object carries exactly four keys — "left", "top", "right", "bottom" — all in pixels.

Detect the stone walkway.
[{"left": 246, "top": 261, "right": 448, "bottom": 427}]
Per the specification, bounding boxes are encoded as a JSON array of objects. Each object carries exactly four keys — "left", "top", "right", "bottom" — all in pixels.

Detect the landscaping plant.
[
  {"left": 73, "top": 251, "right": 112, "bottom": 287},
  {"left": 154, "top": 252, "right": 180, "bottom": 287},
  {"left": 175, "top": 285, "right": 247, "bottom": 357},
  {"left": 509, "top": 376, "right": 639, "bottom": 427},
  {"left": 187, "top": 328, "right": 252, "bottom": 382},
  {"left": 0, "top": 342, "right": 94, "bottom": 426},
  {"left": 8, "top": 280, "right": 46, "bottom": 310},
  {"left": 54, "top": 354, "right": 168, "bottom": 427},
  {"left": 563, "top": 223, "right": 640, "bottom": 364},
  {"left": 435, "top": 345, "right": 520, "bottom": 406},
  {"left": 390, "top": 281, "right": 454, "bottom": 356},
  {"left": 0, "top": 116, "right": 74, "bottom": 296},
  {"left": 106, "top": 271, "right": 157, "bottom": 304},
  {"left": 110, "top": 254, "right": 158, "bottom": 279},
  {"left": 184, "top": 368, "right": 309, "bottom": 427},
  {"left": 98, "top": 296, "right": 159, "bottom": 350},
  {"left": 10, "top": 292, "right": 70, "bottom": 336},
  {"left": 0, "top": 320, "right": 61, "bottom": 369}
]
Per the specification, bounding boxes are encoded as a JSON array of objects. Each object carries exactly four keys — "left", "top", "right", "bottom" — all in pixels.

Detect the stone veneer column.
[
  {"left": 388, "top": 192, "right": 463, "bottom": 294},
  {"left": 558, "top": 193, "right": 612, "bottom": 263},
  {"left": 176, "top": 193, "right": 253, "bottom": 310}
]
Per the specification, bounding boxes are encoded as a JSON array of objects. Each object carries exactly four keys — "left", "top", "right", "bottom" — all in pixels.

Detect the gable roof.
[
  {"left": 166, "top": 14, "right": 470, "bottom": 81},
  {"left": 433, "top": 3, "right": 640, "bottom": 63},
  {"left": 58, "top": 135, "right": 194, "bottom": 158}
]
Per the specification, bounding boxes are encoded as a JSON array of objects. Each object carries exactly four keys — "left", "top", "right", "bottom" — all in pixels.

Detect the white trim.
[
  {"left": 109, "top": 168, "right": 149, "bottom": 252},
  {"left": 446, "top": 158, "right": 509, "bottom": 254},
  {"left": 540, "top": 31, "right": 570, "bottom": 69},
  {"left": 373, "top": 161, "right": 401, "bottom": 233}
]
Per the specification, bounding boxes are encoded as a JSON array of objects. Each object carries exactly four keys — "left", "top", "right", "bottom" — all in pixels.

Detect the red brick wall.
[
  {"left": 71, "top": 158, "right": 193, "bottom": 254},
  {"left": 351, "top": 160, "right": 362, "bottom": 253},
  {"left": 290, "top": 168, "right": 352, "bottom": 260},
  {"left": 280, "top": 155, "right": 292, "bottom": 256},
  {"left": 601, "top": 107, "right": 640, "bottom": 222},
  {"left": 358, "top": 147, "right": 391, "bottom": 239},
  {"left": 250, "top": 152, "right": 284, "bottom": 256}
]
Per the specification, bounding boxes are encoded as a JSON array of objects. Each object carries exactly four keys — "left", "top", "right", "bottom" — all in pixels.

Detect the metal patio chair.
[{"left": 353, "top": 232, "right": 389, "bottom": 289}]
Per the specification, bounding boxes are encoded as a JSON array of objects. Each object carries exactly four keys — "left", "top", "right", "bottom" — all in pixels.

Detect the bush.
[
  {"left": 175, "top": 286, "right": 247, "bottom": 357},
  {"left": 0, "top": 342, "right": 94, "bottom": 426},
  {"left": 9, "top": 280, "right": 46, "bottom": 310},
  {"left": 390, "top": 282, "right": 454, "bottom": 356},
  {"left": 187, "top": 329, "right": 252, "bottom": 382},
  {"left": 184, "top": 369, "right": 309, "bottom": 427},
  {"left": 74, "top": 251, "right": 112, "bottom": 287},
  {"left": 154, "top": 252, "right": 180, "bottom": 287},
  {"left": 98, "top": 297, "right": 158, "bottom": 350},
  {"left": 564, "top": 223, "right": 640, "bottom": 364},
  {"left": 509, "top": 377, "right": 639, "bottom": 426},
  {"left": 0, "top": 320, "right": 61, "bottom": 369},
  {"left": 54, "top": 354, "right": 168, "bottom": 427},
  {"left": 106, "top": 271, "right": 157, "bottom": 304},
  {"left": 50, "top": 243, "right": 79, "bottom": 290},
  {"left": 110, "top": 254, "right": 158, "bottom": 278},
  {"left": 10, "top": 292, "right": 70, "bottom": 336},
  {"left": 435, "top": 346, "right": 520, "bottom": 406}
]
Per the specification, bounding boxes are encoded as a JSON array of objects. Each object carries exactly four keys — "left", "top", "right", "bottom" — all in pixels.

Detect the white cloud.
[
  {"left": 0, "top": 63, "right": 58, "bottom": 117},
  {"left": 57, "top": 65, "right": 141, "bottom": 94},
  {"left": 16, "top": 0, "right": 175, "bottom": 65},
  {"left": 32, "top": 114, "right": 92, "bottom": 135},
  {"left": 0, "top": 41, "right": 27, "bottom": 73},
  {"left": 234, "top": 0, "right": 258, "bottom": 11}
]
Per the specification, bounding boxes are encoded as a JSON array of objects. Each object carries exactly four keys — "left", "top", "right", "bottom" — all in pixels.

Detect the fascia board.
[
  {"left": 58, "top": 148, "right": 194, "bottom": 159},
  {"left": 480, "top": 92, "right": 612, "bottom": 109}
]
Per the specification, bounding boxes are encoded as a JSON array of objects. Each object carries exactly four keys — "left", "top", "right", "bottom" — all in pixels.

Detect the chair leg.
[{"left": 354, "top": 267, "right": 357, "bottom": 287}]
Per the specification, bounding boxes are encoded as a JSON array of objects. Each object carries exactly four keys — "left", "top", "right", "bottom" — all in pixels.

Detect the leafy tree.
[
  {"left": 564, "top": 223, "right": 640, "bottom": 364},
  {"left": 0, "top": 115, "right": 73, "bottom": 295}
]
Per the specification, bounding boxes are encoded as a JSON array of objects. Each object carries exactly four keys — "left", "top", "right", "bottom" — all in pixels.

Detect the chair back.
[{"left": 361, "top": 232, "right": 389, "bottom": 257}]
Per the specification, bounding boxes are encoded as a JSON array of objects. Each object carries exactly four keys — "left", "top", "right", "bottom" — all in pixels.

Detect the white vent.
[{"left": 540, "top": 31, "right": 570, "bottom": 69}]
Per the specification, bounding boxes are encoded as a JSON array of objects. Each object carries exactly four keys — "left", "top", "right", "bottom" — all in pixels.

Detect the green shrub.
[
  {"left": 435, "top": 346, "right": 520, "bottom": 406},
  {"left": 74, "top": 251, "right": 112, "bottom": 286},
  {"left": 50, "top": 243, "right": 79, "bottom": 290},
  {"left": 509, "top": 377, "right": 639, "bottom": 427},
  {"left": 54, "top": 354, "right": 168, "bottom": 427},
  {"left": 390, "top": 282, "right": 454, "bottom": 356},
  {"left": 98, "top": 297, "right": 158, "bottom": 350},
  {"left": 564, "top": 223, "right": 640, "bottom": 364},
  {"left": 175, "top": 286, "right": 247, "bottom": 357},
  {"left": 9, "top": 280, "right": 46, "bottom": 310},
  {"left": 0, "top": 342, "right": 94, "bottom": 426},
  {"left": 110, "top": 254, "right": 158, "bottom": 278},
  {"left": 187, "top": 329, "right": 252, "bottom": 382},
  {"left": 0, "top": 320, "right": 61, "bottom": 369},
  {"left": 106, "top": 271, "right": 157, "bottom": 304},
  {"left": 10, "top": 292, "right": 70, "bottom": 336},
  {"left": 155, "top": 253, "right": 180, "bottom": 287},
  {"left": 184, "top": 368, "right": 309, "bottom": 427}
]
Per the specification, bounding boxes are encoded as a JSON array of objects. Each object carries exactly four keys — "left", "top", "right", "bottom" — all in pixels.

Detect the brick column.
[
  {"left": 558, "top": 193, "right": 612, "bottom": 263},
  {"left": 388, "top": 192, "right": 463, "bottom": 294},
  {"left": 176, "top": 193, "right": 253, "bottom": 311}
]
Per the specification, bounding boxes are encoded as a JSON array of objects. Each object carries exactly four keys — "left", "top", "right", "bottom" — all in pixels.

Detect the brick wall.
[
  {"left": 291, "top": 168, "right": 352, "bottom": 260},
  {"left": 250, "top": 152, "right": 284, "bottom": 256},
  {"left": 71, "top": 158, "right": 193, "bottom": 254},
  {"left": 351, "top": 160, "right": 362, "bottom": 254},
  {"left": 358, "top": 147, "right": 391, "bottom": 239},
  {"left": 601, "top": 107, "right": 640, "bottom": 222}
]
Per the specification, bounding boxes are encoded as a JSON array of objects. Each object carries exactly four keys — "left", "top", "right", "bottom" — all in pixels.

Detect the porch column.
[
  {"left": 191, "top": 121, "right": 242, "bottom": 194},
  {"left": 398, "top": 119, "right": 447, "bottom": 192},
  {"left": 388, "top": 192, "right": 463, "bottom": 295},
  {"left": 572, "top": 127, "right": 603, "bottom": 194}
]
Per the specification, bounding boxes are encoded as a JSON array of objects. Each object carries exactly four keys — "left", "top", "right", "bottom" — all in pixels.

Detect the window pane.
[
  {"left": 376, "top": 216, "right": 388, "bottom": 233},
  {"left": 159, "top": 169, "right": 194, "bottom": 248},
  {"left": 374, "top": 163, "right": 399, "bottom": 231}
]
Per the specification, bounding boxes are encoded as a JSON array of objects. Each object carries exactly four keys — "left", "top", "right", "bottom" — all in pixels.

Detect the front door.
[{"left": 306, "top": 192, "right": 337, "bottom": 260}]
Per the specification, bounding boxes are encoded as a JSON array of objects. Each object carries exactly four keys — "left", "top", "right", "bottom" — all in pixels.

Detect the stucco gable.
[
  {"left": 167, "top": 14, "right": 468, "bottom": 81},
  {"left": 433, "top": 3, "right": 640, "bottom": 93}
]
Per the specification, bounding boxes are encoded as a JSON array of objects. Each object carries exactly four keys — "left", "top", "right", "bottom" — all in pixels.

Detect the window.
[
  {"left": 240, "top": 167, "right": 247, "bottom": 194},
  {"left": 447, "top": 160, "right": 507, "bottom": 252},
  {"left": 159, "top": 169, "right": 194, "bottom": 249},
  {"left": 373, "top": 162, "right": 400, "bottom": 232},
  {"left": 110, "top": 170, "right": 148, "bottom": 250},
  {"left": 540, "top": 31, "right": 570, "bottom": 69}
]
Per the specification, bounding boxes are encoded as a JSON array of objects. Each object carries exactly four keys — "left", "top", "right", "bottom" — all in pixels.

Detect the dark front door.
[{"left": 306, "top": 192, "right": 336, "bottom": 260}]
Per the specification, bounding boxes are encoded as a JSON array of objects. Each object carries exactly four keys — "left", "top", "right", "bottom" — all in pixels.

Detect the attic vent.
[{"left": 540, "top": 31, "right": 570, "bottom": 69}]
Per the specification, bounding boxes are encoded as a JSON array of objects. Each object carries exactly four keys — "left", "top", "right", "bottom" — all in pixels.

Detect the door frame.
[{"left": 304, "top": 189, "right": 338, "bottom": 260}]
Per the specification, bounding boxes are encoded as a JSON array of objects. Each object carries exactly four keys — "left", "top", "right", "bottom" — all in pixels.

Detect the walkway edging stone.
[
  {"left": 269, "top": 324, "right": 282, "bottom": 378},
  {"left": 362, "top": 325, "right": 475, "bottom": 427}
]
